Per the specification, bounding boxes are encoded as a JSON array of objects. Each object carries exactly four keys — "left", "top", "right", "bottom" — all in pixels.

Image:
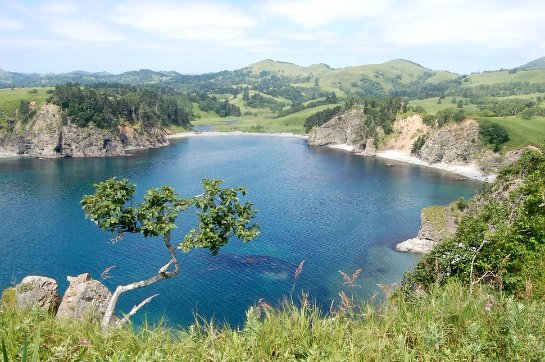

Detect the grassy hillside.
[
  {"left": 193, "top": 103, "right": 335, "bottom": 134},
  {"left": 476, "top": 116, "right": 545, "bottom": 150},
  {"left": 0, "top": 87, "right": 52, "bottom": 127},
  {"left": 245, "top": 60, "right": 331, "bottom": 78},
  {"left": 320, "top": 59, "right": 430, "bottom": 94},
  {"left": 519, "top": 56, "right": 545, "bottom": 71},
  {"left": 467, "top": 69, "right": 545, "bottom": 86},
  {"left": 409, "top": 97, "right": 478, "bottom": 114},
  {"left": 2, "top": 282, "right": 545, "bottom": 360}
]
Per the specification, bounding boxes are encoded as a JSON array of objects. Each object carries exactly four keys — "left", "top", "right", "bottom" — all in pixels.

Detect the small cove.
[{"left": 0, "top": 136, "right": 480, "bottom": 327}]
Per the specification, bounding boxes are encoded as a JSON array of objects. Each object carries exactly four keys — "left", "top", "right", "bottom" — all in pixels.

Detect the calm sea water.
[{"left": 0, "top": 136, "right": 480, "bottom": 327}]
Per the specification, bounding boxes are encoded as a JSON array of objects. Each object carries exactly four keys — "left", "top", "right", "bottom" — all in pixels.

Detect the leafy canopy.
[{"left": 80, "top": 177, "right": 259, "bottom": 254}]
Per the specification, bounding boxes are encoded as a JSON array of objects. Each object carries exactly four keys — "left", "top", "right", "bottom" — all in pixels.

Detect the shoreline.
[
  {"left": 325, "top": 144, "right": 495, "bottom": 182},
  {"left": 167, "top": 131, "right": 308, "bottom": 139},
  {"left": 0, "top": 152, "right": 18, "bottom": 159},
  {"left": 375, "top": 150, "right": 496, "bottom": 182}
]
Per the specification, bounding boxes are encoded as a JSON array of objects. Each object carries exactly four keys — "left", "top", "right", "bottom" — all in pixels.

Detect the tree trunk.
[{"left": 101, "top": 232, "right": 179, "bottom": 329}]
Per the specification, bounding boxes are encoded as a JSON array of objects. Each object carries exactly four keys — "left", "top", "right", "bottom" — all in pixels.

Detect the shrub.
[
  {"left": 411, "top": 134, "right": 428, "bottom": 154},
  {"left": 479, "top": 123, "right": 510, "bottom": 151}
]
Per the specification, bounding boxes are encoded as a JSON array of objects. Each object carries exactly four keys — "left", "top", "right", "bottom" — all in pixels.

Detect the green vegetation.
[
  {"left": 49, "top": 83, "right": 193, "bottom": 130},
  {"left": 476, "top": 116, "right": 545, "bottom": 150},
  {"left": 303, "top": 106, "right": 342, "bottom": 132},
  {"left": 404, "top": 148, "right": 545, "bottom": 297},
  {"left": 0, "top": 88, "right": 52, "bottom": 128},
  {"left": 422, "top": 205, "right": 450, "bottom": 232},
  {"left": 479, "top": 123, "right": 510, "bottom": 151},
  {"left": 2, "top": 58, "right": 545, "bottom": 143},
  {"left": 411, "top": 133, "right": 428, "bottom": 154},
  {"left": 80, "top": 177, "right": 259, "bottom": 328},
  {"left": 3, "top": 282, "right": 545, "bottom": 360},
  {"left": 3, "top": 148, "right": 545, "bottom": 360}
]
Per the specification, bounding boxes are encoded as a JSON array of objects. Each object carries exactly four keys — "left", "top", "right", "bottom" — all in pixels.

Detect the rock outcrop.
[
  {"left": 396, "top": 202, "right": 464, "bottom": 253},
  {"left": 307, "top": 109, "right": 376, "bottom": 153},
  {"left": 56, "top": 273, "right": 112, "bottom": 322},
  {"left": 417, "top": 120, "right": 481, "bottom": 164},
  {"left": 306, "top": 110, "right": 527, "bottom": 177},
  {"left": 0, "top": 104, "right": 169, "bottom": 158},
  {"left": 14, "top": 276, "right": 60, "bottom": 313}
]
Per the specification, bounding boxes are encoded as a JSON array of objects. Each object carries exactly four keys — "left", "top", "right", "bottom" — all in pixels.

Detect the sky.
[{"left": 1, "top": 0, "right": 544, "bottom": 74}]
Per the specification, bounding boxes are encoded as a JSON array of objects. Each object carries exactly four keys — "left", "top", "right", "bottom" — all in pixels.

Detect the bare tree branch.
[{"left": 116, "top": 294, "right": 160, "bottom": 328}]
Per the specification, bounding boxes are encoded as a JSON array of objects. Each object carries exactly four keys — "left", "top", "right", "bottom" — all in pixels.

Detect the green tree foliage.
[
  {"left": 411, "top": 133, "right": 428, "bottom": 155},
  {"left": 18, "top": 100, "right": 31, "bottom": 123},
  {"left": 49, "top": 83, "right": 193, "bottom": 130},
  {"left": 80, "top": 177, "right": 259, "bottom": 328},
  {"left": 423, "top": 108, "right": 465, "bottom": 127},
  {"left": 479, "top": 123, "right": 510, "bottom": 151},
  {"left": 304, "top": 106, "right": 342, "bottom": 132},
  {"left": 192, "top": 93, "right": 241, "bottom": 117},
  {"left": 244, "top": 93, "right": 285, "bottom": 113},
  {"left": 403, "top": 149, "right": 545, "bottom": 297}
]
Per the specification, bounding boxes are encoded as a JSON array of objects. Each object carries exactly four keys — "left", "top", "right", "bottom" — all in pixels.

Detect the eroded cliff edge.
[
  {"left": 307, "top": 109, "right": 538, "bottom": 253},
  {"left": 0, "top": 104, "right": 169, "bottom": 158},
  {"left": 307, "top": 111, "right": 526, "bottom": 181}
]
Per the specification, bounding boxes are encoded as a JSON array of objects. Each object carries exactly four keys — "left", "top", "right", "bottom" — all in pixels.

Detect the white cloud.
[
  {"left": 381, "top": 0, "right": 545, "bottom": 49},
  {"left": 0, "top": 17, "right": 24, "bottom": 30},
  {"left": 261, "top": 0, "right": 393, "bottom": 28},
  {"left": 111, "top": 1, "right": 257, "bottom": 42},
  {"left": 48, "top": 19, "right": 126, "bottom": 43},
  {"left": 40, "top": 0, "right": 78, "bottom": 15}
]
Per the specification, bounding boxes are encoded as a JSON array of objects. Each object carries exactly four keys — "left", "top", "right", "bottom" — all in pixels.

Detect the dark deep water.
[{"left": 0, "top": 136, "right": 480, "bottom": 327}]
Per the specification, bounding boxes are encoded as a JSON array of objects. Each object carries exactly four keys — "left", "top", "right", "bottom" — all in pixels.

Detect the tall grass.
[{"left": 2, "top": 281, "right": 545, "bottom": 360}]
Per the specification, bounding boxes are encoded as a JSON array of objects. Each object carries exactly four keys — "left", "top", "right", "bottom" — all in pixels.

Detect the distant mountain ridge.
[
  {"left": 1, "top": 56, "right": 543, "bottom": 88},
  {"left": 519, "top": 56, "right": 545, "bottom": 71}
]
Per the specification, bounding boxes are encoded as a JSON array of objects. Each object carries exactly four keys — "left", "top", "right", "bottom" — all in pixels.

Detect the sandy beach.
[
  {"left": 326, "top": 143, "right": 354, "bottom": 152},
  {"left": 0, "top": 152, "right": 18, "bottom": 158},
  {"left": 375, "top": 150, "right": 496, "bottom": 182},
  {"left": 167, "top": 131, "right": 308, "bottom": 139}
]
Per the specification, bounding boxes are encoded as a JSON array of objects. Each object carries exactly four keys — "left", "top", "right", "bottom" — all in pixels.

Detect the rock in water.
[
  {"left": 15, "top": 276, "right": 60, "bottom": 313},
  {"left": 57, "top": 273, "right": 112, "bottom": 322},
  {"left": 396, "top": 202, "right": 463, "bottom": 254}
]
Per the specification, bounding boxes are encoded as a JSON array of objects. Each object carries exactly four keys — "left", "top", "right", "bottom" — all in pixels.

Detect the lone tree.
[{"left": 81, "top": 177, "right": 259, "bottom": 329}]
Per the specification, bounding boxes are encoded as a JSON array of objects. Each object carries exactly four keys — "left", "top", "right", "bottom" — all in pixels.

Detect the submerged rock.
[
  {"left": 56, "top": 273, "right": 112, "bottom": 322},
  {"left": 15, "top": 275, "right": 60, "bottom": 313}
]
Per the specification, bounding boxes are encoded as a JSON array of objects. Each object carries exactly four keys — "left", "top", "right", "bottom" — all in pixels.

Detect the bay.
[{"left": 0, "top": 136, "right": 479, "bottom": 327}]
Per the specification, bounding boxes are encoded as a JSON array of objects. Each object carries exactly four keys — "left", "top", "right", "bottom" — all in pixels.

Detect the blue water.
[{"left": 0, "top": 136, "right": 480, "bottom": 327}]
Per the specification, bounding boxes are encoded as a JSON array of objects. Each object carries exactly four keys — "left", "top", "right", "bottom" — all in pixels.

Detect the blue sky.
[{"left": 1, "top": 0, "right": 544, "bottom": 74}]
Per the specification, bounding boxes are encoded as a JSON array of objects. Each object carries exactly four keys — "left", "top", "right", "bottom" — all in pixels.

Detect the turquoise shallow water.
[{"left": 0, "top": 136, "right": 480, "bottom": 327}]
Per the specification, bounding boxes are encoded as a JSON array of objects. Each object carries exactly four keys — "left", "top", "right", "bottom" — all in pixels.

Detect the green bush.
[
  {"left": 479, "top": 123, "right": 510, "bottom": 151},
  {"left": 403, "top": 148, "right": 545, "bottom": 297},
  {"left": 411, "top": 133, "right": 428, "bottom": 154}
]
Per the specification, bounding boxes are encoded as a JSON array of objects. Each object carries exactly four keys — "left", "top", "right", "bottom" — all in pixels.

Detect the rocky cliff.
[
  {"left": 307, "top": 109, "right": 378, "bottom": 155},
  {"left": 396, "top": 202, "right": 464, "bottom": 253},
  {"left": 307, "top": 111, "right": 524, "bottom": 177},
  {"left": 0, "top": 104, "right": 169, "bottom": 158}
]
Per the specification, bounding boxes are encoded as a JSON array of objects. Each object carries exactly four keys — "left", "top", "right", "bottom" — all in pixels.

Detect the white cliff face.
[{"left": 0, "top": 104, "right": 169, "bottom": 158}]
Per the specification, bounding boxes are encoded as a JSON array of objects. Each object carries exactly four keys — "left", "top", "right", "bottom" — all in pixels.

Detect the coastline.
[
  {"left": 167, "top": 131, "right": 308, "bottom": 139},
  {"left": 0, "top": 152, "right": 18, "bottom": 159},
  {"left": 324, "top": 143, "right": 495, "bottom": 182},
  {"left": 376, "top": 150, "right": 495, "bottom": 182}
]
